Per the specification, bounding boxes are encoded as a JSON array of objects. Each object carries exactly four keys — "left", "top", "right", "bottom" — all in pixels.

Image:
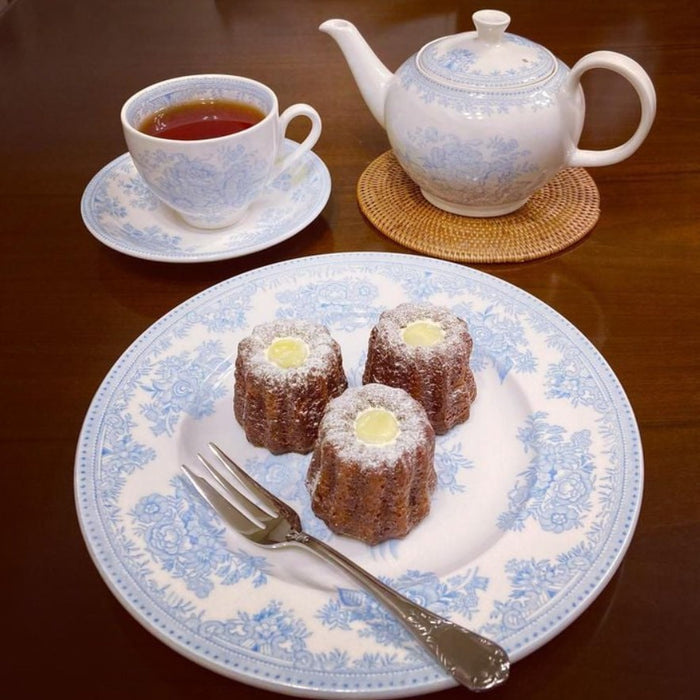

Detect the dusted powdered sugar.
[
  {"left": 306, "top": 382, "right": 437, "bottom": 545},
  {"left": 234, "top": 319, "right": 347, "bottom": 454},
  {"left": 362, "top": 302, "right": 476, "bottom": 435},
  {"left": 238, "top": 319, "right": 342, "bottom": 380},
  {"left": 367, "top": 302, "right": 471, "bottom": 360},
  {"left": 313, "top": 383, "right": 433, "bottom": 467}
]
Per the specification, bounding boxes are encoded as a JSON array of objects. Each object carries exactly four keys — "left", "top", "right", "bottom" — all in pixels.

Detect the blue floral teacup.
[{"left": 121, "top": 75, "right": 321, "bottom": 229}]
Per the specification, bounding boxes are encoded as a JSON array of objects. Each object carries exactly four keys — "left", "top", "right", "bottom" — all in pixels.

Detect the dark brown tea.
[{"left": 139, "top": 99, "right": 266, "bottom": 140}]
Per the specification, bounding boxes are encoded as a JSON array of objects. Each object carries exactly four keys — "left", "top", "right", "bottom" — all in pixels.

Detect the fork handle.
[{"left": 290, "top": 531, "right": 510, "bottom": 692}]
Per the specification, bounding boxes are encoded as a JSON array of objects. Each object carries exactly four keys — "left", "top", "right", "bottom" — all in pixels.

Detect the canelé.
[
  {"left": 362, "top": 303, "right": 476, "bottom": 434},
  {"left": 234, "top": 319, "right": 347, "bottom": 454},
  {"left": 306, "top": 383, "right": 436, "bottom": 545}
]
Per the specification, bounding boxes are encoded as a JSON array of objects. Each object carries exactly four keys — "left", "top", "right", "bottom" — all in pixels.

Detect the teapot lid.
[{"left": 417, "top": 10, "right": 556, "bottom": 90}]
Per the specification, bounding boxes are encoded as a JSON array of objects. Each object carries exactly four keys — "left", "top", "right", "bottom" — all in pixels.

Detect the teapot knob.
[{"left": 473, "top": 9, "right": 510, "bottom": 45}]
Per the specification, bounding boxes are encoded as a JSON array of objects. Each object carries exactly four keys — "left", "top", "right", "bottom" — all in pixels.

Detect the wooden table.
[{"left": 2, "top": 1, "right": 697, "bottom": 698}]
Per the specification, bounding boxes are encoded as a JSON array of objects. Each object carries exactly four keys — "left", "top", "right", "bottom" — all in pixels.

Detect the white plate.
[
  {"left": 75, "top": 253, "right": 642, "bottom": 698},
  {"left": 80, "top": 140, "right": 330, "bottom": 262}
]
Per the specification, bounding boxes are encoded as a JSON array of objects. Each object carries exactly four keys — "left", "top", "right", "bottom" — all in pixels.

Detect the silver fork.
[{"left": 181, "top": 442, "right": 510, "bottom": 692}]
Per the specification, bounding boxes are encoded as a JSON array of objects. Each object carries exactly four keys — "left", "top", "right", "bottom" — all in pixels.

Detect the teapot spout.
[{"left": 320, "top": 19, "right": 393, "bottom": 128}]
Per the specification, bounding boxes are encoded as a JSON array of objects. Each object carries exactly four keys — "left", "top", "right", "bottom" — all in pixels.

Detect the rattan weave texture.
[{"left": 357, "top": 151, "right": 600, "bottom": 263}]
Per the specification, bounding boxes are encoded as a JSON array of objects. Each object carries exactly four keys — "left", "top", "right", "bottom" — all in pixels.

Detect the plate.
[
  {"left": 80, "top": 140, "right": 330, "bottom": 262},
  {"left": 75, "top": 252, "right": 643, "bottom": 697}
]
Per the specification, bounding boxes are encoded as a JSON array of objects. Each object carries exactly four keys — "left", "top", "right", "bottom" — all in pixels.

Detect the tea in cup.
[{"left": 121, "top": 74, "right": 322, "bottom": 229}]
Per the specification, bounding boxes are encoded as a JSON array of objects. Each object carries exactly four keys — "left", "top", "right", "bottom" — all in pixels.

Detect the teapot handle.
[{"left": 566, "top": 50, "right": 656, "bottom": 168}]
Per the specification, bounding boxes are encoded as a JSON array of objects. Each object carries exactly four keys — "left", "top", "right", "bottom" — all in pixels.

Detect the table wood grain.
[{"left": 1, "top": 1, "right": 698, "bottom": 698}]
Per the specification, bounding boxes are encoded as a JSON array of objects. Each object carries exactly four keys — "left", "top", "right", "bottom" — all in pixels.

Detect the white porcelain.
[
  {"left": 121, "top": 74, "right": 322, "bottom": 228},
  {"left": 321, "top": 10, "right": 656, "bottom": 217},
  {"left": 76, "top": 252, "right": 642, "bottom": 697},
  {"left": 80, "top": 142, "right": 330, "bottom": 262}
]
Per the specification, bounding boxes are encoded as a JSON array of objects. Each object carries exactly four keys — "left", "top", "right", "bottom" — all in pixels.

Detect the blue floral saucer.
[
  {"left": 75, "top": 253, "right": 642, "bottom": 697},
  {"left": 80, "top": 140, "right": 331, "bottom": 263}
]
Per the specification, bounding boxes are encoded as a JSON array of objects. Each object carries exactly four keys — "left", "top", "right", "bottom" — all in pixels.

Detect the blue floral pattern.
[
  {"left": 80, "top": 144, "right": 331, "bottom": 262},
  {"left": 133, "top": 143, "right": 268, "bottom": 217},
  {"left": 389, "top": 51, "right": 571, "bottom": 211},
  {"left": 318, "top": 568, "right": 488, "bottom": 650},
  {"left": 133, "top": 432, "right": 477, "bottom": 593},
  {"left": 139, "top": 340, "right": 229, "bottom": 437},
  {"left": 417, "top": 34, "right": 554, "bottom": 91},
  {"left": 434, "top": 441, "right": 474, "bottom": 494},
  {"left": 202, "top": 601, "right": 312, "bottom": 663},
  {"left": 132, "top": 478, "right": 270, "bottom": 598},
  {"left": 545, "top": 347, "right": 608, "bottom": 412},
  {"left": 398, "top": 55, "right": 569, "bottom": 116},
  {"left": 76, "top": 253, "right": 642, "bottom": 696},
  {"left": 276, "top": 278, "right": 381, "bottom": 331},
  {"left": 482, "top": 543, "right": 596, "bottom": 638},
  {"left": 455, "top": 301, "right": 537, "bottom": 382},
  {"left": 498, "top": 412, "right": 595, "bottom": 533},
  {"left": 428, "top": 47, "right": 478, "bottom": 75},
  {"left": 397, "top": 127, "right": 541, "bottom": 207}
]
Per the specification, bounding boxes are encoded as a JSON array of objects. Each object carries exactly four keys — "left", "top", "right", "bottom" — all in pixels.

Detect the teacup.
[{"left": 121, "top": 74, "right": 322, "bottom": 229}]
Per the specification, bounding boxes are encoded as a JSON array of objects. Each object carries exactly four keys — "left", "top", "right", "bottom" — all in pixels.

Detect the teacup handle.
[
  {"left": 273, "top": 104, "right": 322, "bottom": 178},
  {"left": 566, "top": 50, "right": 656, "bottom": 168}
]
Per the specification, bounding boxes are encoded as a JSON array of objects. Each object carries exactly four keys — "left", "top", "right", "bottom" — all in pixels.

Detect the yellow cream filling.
[
  {"left": 354, "top": 407, "right": 400, "bottom": 446},
  {"left": 265, "top": 336, "right": 309, "bottom": 369},
  {"left": 401, "top": 319, "right": 445, "bottom": 347}
]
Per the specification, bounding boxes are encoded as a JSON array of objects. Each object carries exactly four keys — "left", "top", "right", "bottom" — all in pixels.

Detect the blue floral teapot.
[{"left": 321, "top": 10, "right": 656, "bottom": 217}]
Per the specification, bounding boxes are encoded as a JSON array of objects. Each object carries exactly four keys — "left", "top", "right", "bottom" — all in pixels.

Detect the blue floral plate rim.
[
  {"left": 80, "top": 140, "right": 331, "bottom": 263},
  {"left": 74, "top": 252, "right": 643, "bottom": 698}
]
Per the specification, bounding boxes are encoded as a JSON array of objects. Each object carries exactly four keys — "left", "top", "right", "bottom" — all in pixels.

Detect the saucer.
[{"left": 80, "top": 140, "right": 331, "bottom": 263}]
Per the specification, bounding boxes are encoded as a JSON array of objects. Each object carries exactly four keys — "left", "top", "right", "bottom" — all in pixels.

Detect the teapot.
[{"left": 321, "top": 10, "right": 656, "bottom": 217}]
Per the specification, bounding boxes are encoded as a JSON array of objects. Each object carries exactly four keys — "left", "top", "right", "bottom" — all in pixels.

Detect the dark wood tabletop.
[{"left": 2, "top": 0, "right": 698, "bottom": 698}]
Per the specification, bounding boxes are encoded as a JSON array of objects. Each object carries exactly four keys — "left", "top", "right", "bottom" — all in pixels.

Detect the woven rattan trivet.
[{"left": 357, "top": 151, "right": 600, "bottom": 263}]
